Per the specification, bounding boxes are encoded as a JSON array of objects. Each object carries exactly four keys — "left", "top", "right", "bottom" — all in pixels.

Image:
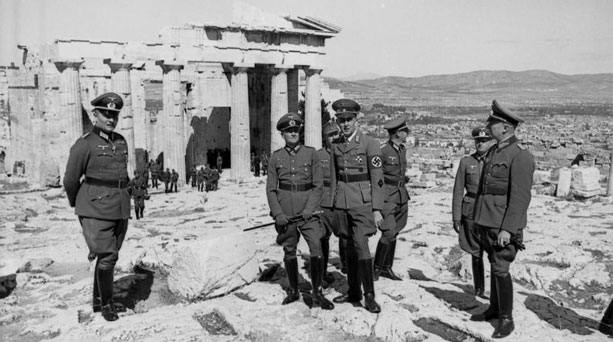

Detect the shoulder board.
[
  {"left": 517, "top": 143, "right": 527, "bottom": 150},
  {"left": 303, "top": 146, "right": 315, "bottom": 151},
  {"left": 272, "top": 147, "right": 284, "bottom": 154},
  {"left": 80, "top": 132, "right": 91, "bottom": 139},
  {"left": 380, "top": 142, "right": 387, "bottom": 148}
]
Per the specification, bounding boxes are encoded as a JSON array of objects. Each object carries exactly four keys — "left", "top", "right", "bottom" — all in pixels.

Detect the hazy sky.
[{"left": 1, "top": 0, "right": 612, "bottom": 78}]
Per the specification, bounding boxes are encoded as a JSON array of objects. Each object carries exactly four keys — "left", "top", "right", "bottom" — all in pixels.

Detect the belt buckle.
[
  {"left": 118, "top": 179, "right": 125, "bottom": 188},
  {"left": 397, "top": 181, "right": 403, "bottom": 187},
  {"left": 291, "top": 183, "right": 298, "bottom": 192},
  {"left": 340, "top": 174, "right": 348, "bottom": 182}
]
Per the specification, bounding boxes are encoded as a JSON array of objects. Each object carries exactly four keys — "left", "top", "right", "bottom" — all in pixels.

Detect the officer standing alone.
[
  {"left": 374, "top": 116, "right": 411, "bottom": 281},
  {"left": 452, "top": 126, "right": 495, "bottom": 298},
  {"left": 63, "top": 92, "right": 131, "bottom": 321},
  {"left": 329, "top": 98, "right": 384, "bottom": 313},
  {"left": 470, "top": 100, "right": 535, "bottom": 339},
  {"left": 266, "top": 113, "right": 334, "bottom": 310}
]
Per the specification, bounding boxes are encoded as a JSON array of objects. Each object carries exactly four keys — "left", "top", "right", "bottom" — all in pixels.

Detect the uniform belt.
[
  {"left": 482, "top": 188, "right": 507, "bottom": 195},
  {"left": 337, "top": 173, "right": 369, "bottom": 183},
  {"left": 278, "top": 182, "right": 313, "bottom": 192},
  {"left": 84, "top": 177, "right": 128, "bottom": 189},
  {"left": 465, "top": 192, "right": 477, "bottom": 198},
  {"left": 384, "top": 178, "right": 404, "bottom": 187}
]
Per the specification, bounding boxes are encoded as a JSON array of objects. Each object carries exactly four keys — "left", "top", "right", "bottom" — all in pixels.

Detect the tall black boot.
[
  {"left": 492, "top": 274, "right": 514, "bottom": 338},
  {"left": 472, "top": 255, "right": 486, "bottom": 298},
  {"left": 339, "top": 238, "right": 347, "bottom": 274},
  {"left": 321, "top": 239, "right": 334, "bottom": 285},
  {"left": 97, "top": 267, "right": 118, "bottom": 321},
  {"left": 382, "top": 240, "right": 402, "bottom": 281},
  {"left": 359, "top": 259, "right": 381, "bottom": 313},
  {"left": 471, "top": 268, "right": 499, "bottom": 321},
  {"left": 282, "top": 257, "right": 300, "bottom": 305},
  {"left": 599, "top": 299, "right": 613, "bottom": 336},
  {"left": 310, "top": 256, "right": 334, "bottom": 310},
  {"left": 333, "top": 242, "right": 362, "bottom": 303},
  {"left": 373, "top": 241, "right": 388, "bottom": 281},
  {"left": 92, "top": 259, "right": 101, "bottom": 312},
  {"left": 135, "top": 208, "right": 140, "bottom": 220},
  {"left": 140, "top": 208, "right": 144, "bottom": 219}
]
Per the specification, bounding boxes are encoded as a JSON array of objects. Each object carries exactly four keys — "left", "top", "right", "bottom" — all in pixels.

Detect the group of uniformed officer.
[{"left": 65, "top": 91, "right": 535, "bottom": 332}]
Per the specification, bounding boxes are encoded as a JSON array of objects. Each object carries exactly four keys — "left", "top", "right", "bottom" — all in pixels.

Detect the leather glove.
[
  {"left": 453, "top": 220, "right": 462, "bottom": 233},
  {"left": 373, "top": 210, "right": 384, "bottom": 228},
  {"left": 302, "top": 210, "right": 313, "bottom": 221},
  {"left": 275, "top": 213, "right": 290, "bottom": 226}
]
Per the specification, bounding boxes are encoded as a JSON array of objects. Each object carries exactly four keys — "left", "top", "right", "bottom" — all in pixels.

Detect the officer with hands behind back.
[{"left": 63, "top": 92, "right": 131, "bottom": 322}]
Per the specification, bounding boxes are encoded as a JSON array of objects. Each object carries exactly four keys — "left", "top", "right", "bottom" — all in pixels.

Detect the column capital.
[
  {"left": 156, "top": 60, "right": 185, "bottom": 73},
  {"left": 222, "top": 63, "right": 252, "bottom": 75},
  {"left": 303, "top": 66, "right": 324, "bottom": 76},
  {"left": 53, "top": 59, "right": 84, "bottom": 72},
  {"left": 103, "top": 59, "right": 134, "bottom": 73},
  {"left": 270, "top": 64, "right": 293, "bottom": 74}
]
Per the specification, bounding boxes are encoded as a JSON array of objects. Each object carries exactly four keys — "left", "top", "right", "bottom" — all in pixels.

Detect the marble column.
[
  {"left": 104, "top": 59, "right": 136, "bottom": 175},
  {"left": 229, "top": 66, "right": 251, "bottom": 179},
  {"left": 54, "top": 60, "right": 84, "bottom": 148},
  {"left": 156, "top": 60, "right": 186, "bottom": 186},
  {"left": 54, "top": 60, "right": 84, "bottom": 178},
  {"left": 270, "top": 66, "right": 289, "bottom": 152},
  {"left": 304, "top": 68, "right": 323, "bottom": 149},
  {"left": 130, "top": 64, "right": 147, "bottom": 151}
]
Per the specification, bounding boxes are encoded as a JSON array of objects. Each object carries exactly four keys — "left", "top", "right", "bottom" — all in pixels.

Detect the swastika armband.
[{"left": 370, "top": 155, "right": 383, "bottom": 168}]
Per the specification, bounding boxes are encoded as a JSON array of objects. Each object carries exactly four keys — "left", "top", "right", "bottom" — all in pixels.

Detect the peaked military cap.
[
  {"left": 323, "top": 121, "right": 340, "bottom": 136},
  {"left": 332, "top": 98, "right": 360, "bottom": 119},
  {"left": 276, "top": 113, "right": 303, "bottom": 131},
  {"left": 91, "top": 92, "right": 123, "bottom": 112},
  {"left": 488, "top": 100, "right": 524, "bottom": 126},
  {"left": 383, "top": 115, "right": 410, "bottom": 132},
  {"left": 471, "top": 126, "right": 491, "bottom": 139}
]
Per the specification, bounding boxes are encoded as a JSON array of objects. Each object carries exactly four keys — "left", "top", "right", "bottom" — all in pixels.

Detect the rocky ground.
[{"left": 1, "top": 173, "right": 612, "bottom": 342}]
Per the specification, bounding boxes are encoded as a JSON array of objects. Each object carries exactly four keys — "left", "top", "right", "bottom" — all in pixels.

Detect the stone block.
[
  {"left": 533, "top": 170, "right": 552, "bottom": 184},
  {"left": 556, "top": 167, "right": 572, "bottom": 197},
  {"left": 167, "top": 232, "right": 259, "bottom": 300},
  {"left": 571, "top": 166, "right": 601, "bottom": 191},
  {"left": 421, "top": 173, "right": 437, "bottom": 182}
]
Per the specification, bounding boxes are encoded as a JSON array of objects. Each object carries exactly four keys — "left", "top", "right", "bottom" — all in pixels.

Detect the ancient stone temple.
[{"left": 0, "top": 10, "right": 340, "bottom": 186}]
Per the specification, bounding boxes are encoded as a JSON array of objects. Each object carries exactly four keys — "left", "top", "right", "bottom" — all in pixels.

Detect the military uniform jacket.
[
  {"left": 330, "top": 130, "right": 384, "bottom": 210},
  {"left": 474, "top": 136, "right": 535, "bottom": 234},
  {"left": 381, "top": 141, "right": 410, "bottom": 205},
  {"left": 317, "top": 148, "right": 333, "bottom": 208},
  {"left": 452, "top": 153, "right": 485, "bottom": 221},
  {"left": 266, "top": 144, "right": 323, "bottom": 218},
  {"left": 63, "top": 126, "right": 131, "bottom": 220},
  {"left": 171, "top": 171, "right": 179, "bottom": 182},
  {"left": 129, "top": 176, "right": 147, "bottom": 198}
]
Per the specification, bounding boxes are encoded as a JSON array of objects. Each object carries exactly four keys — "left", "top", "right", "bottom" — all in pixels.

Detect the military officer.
[
  {"left": 170, "top": 169, "right": 179, "bottom": 192},
  {"left": 266, "top": 113, "right": 334, "bottom": 310},
  {"left": 317, "top": 120, "right": 342, "bottom": 283},
  {"left": 190, "top": 165, "right": 198, "bottom": 188},
  {"left": 329, "top": 98, "right": 384, "bottom": 313},
  {"left": 470, "top": 100, "right": 535, "bottom": 339},
  {"left": 149, "top": 160, "right": 160, "bottom": 189},
  {"left": 374, "top": 115, "right": 411, "bottom": 281},
  {"left": 162, "top": 168, "right": 171, "bottom": 193},
  {"left": 63, "top": 92, "right": 131, "bottom": 321},
  {"left": 452, "top": 126, "right": 495, "bottom": 298},
  {"left": 128, "top": 170, "right": 148, "bottom": 219}
]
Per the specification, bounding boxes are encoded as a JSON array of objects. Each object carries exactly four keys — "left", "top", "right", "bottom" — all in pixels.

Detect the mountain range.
[{"left": 324, "top": 70, "right": 613, "bottom": 107}]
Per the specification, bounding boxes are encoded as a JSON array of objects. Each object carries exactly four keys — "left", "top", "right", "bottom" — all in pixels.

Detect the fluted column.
[
  {"left": 608, "top": 150, "right": 613, "bottom": 196},
  {"left": 30, "top": 118, "right": 44, "bottom": 187},
  {"left": 156, "top": 60, "right": 186, "bottom": 185},
  {"left": 130, "top": 65, "right": 147, "bottom": 151},
  {"left": 54, "top": 60, "right": 84, "bottom": 148},
  {"left": 54, "top": 60, "right": 84, "bottom": 178},
  {"left": 229, "top": 66, "right": 251, "bottom": 179},
  {"left": 270, "top": 66, "right": 289, "bottom": 152},
  {"left": 304, "top": 68, "right": 323, "bottom": 149},
  {"left": 105, "top": 59, "right": 136, "bottom": 175}
]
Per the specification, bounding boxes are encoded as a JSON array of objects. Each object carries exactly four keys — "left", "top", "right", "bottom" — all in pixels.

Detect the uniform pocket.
[
  {"left": 359, "top": 182, "right": 372, "bottom": 203},
  {"left": 91, "top": 190, "right": 110, "bottom": 202}
]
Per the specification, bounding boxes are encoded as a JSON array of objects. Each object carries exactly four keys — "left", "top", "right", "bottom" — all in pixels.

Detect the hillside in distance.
[{"left": 325, "top": 70, "right": 613, "bottom": 108}]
